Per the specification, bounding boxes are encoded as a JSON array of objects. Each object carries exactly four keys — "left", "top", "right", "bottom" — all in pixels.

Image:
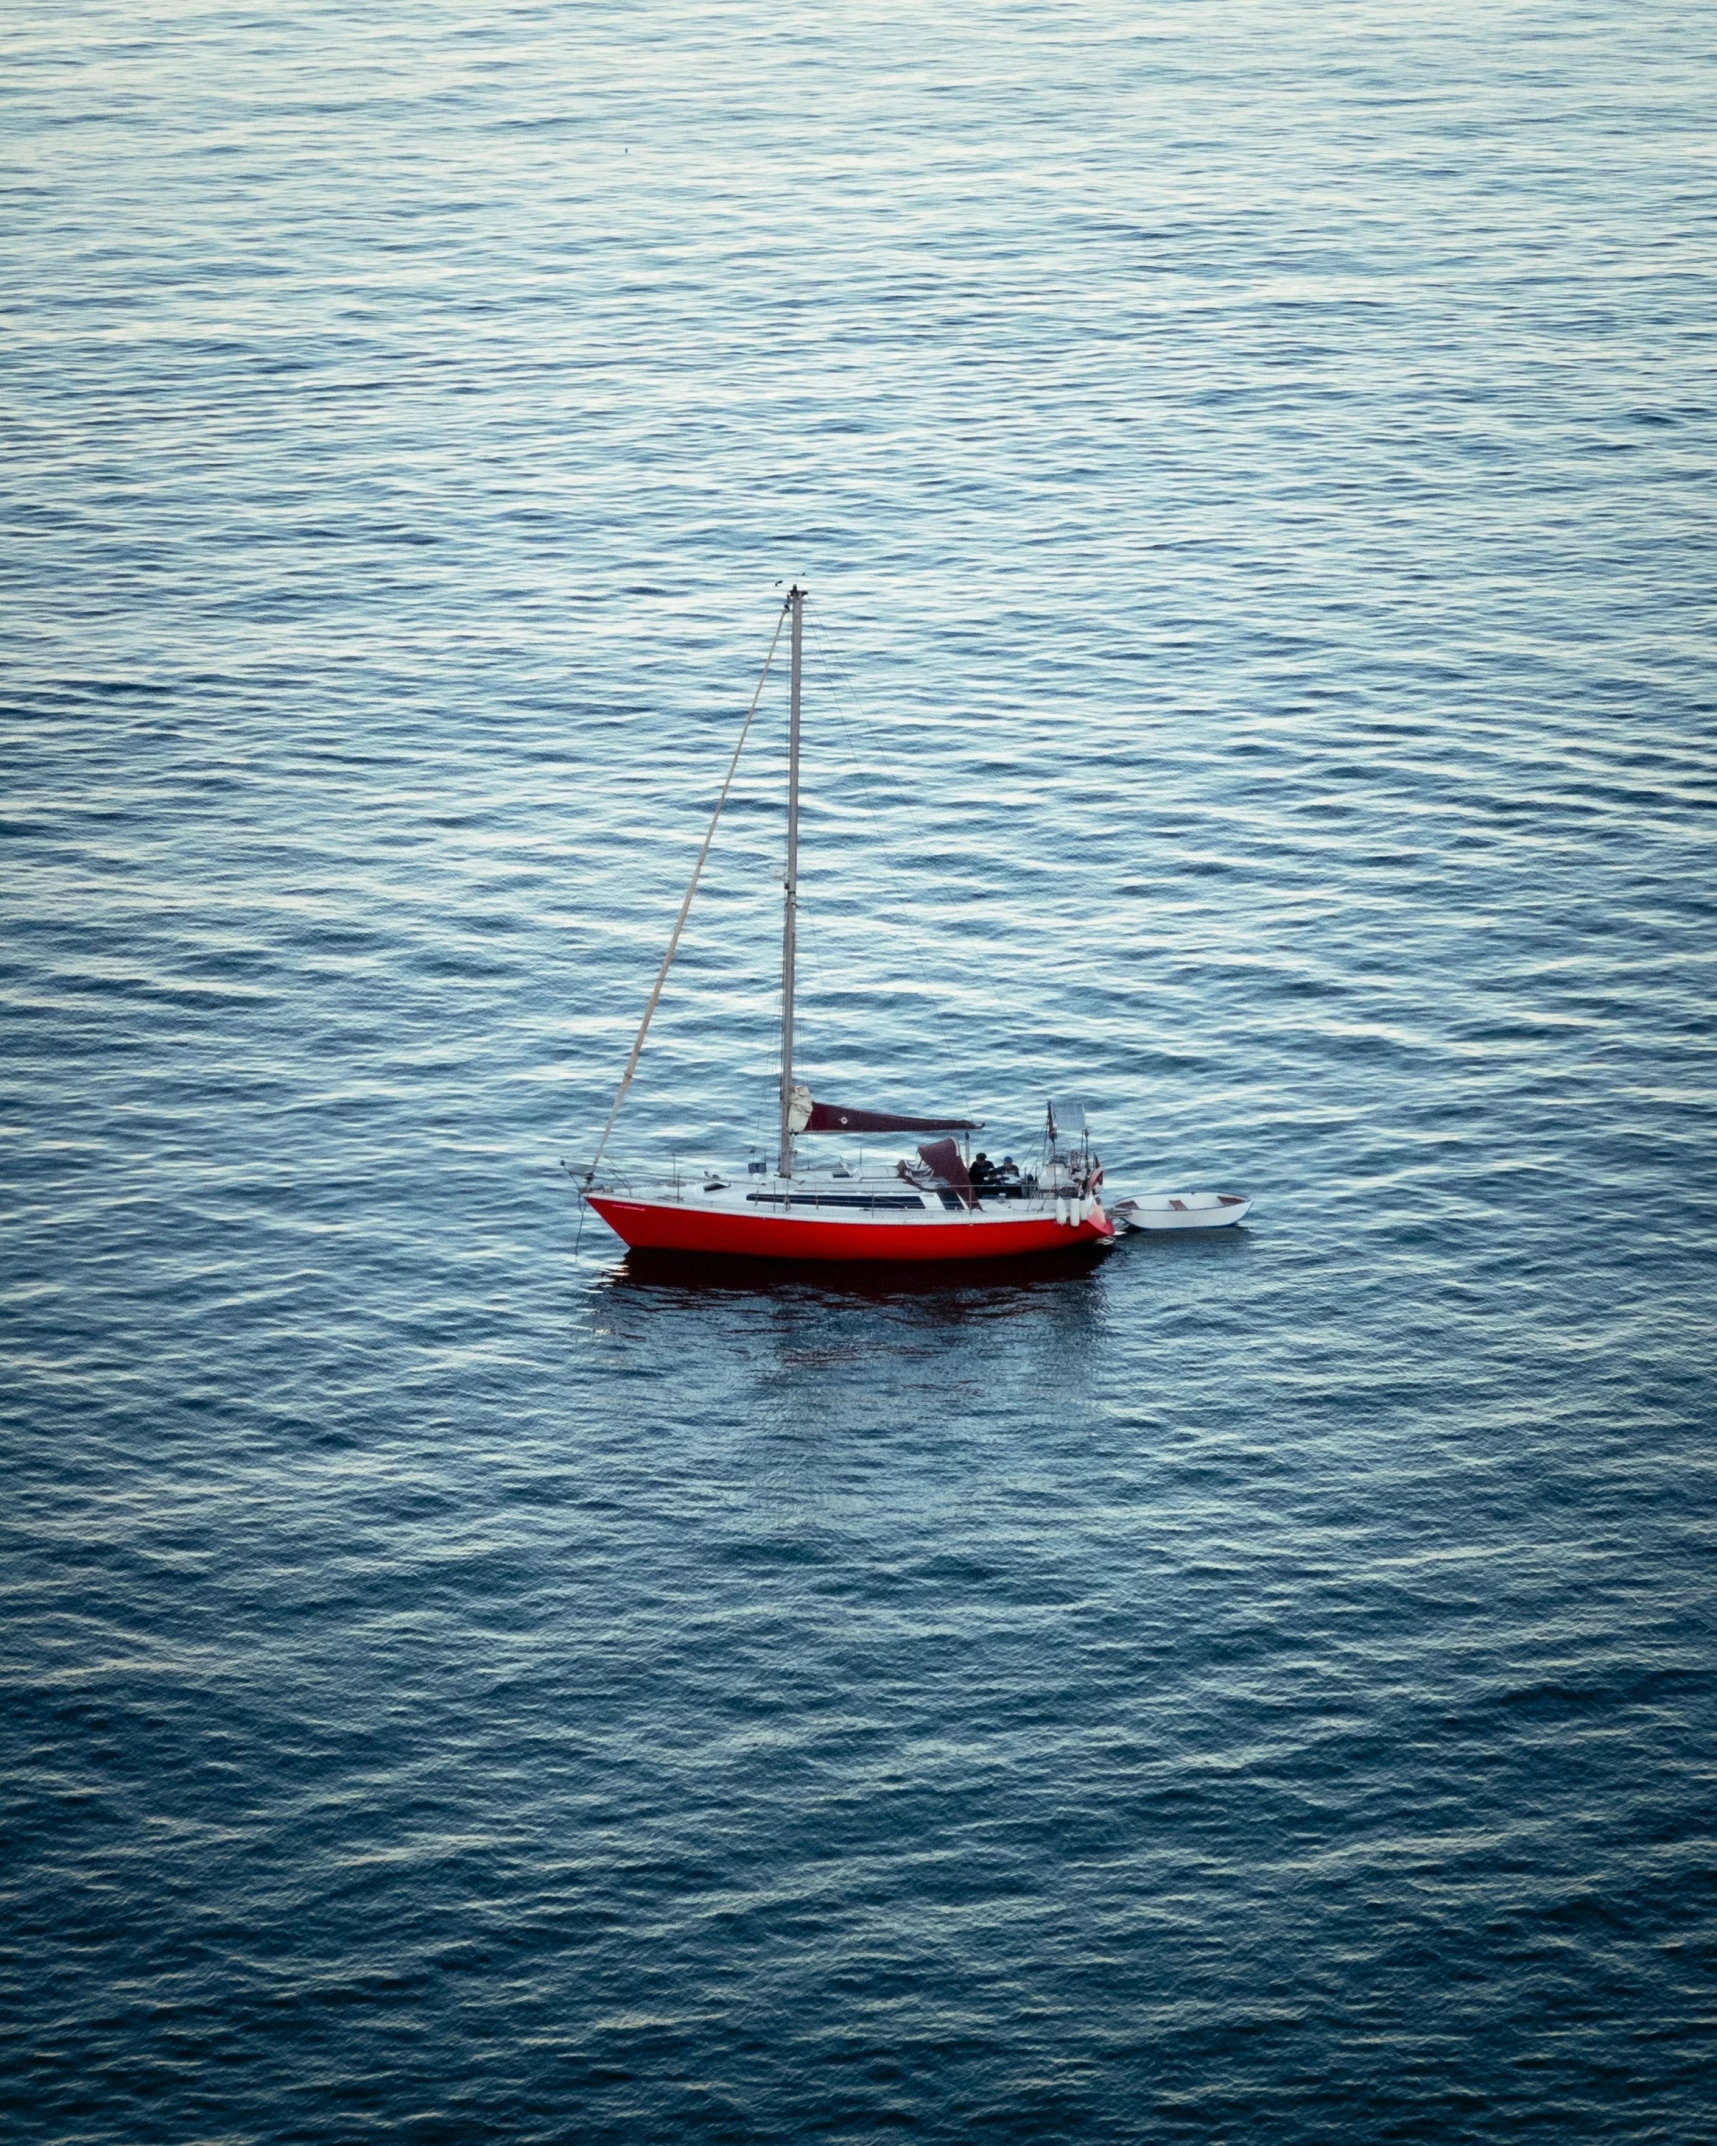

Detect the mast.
[{"left": 777, "top": 586, "right": 803, "bottom": 1177}]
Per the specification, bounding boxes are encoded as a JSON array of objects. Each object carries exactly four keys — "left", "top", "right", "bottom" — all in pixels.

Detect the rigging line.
[
  {"left": 802, "top": 614, "right": 976, "bottom": 1112},
  {"left": 581, "top": 602, "right": 788, "bottom": 1190}
]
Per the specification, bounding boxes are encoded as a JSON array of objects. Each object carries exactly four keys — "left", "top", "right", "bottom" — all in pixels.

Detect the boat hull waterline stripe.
[{"left": 587, "top": 1197, "right": 1115, "bottom": 1263}]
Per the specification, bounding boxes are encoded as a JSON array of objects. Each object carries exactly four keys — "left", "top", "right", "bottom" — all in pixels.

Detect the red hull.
[{"left": 587, "top": 1196, "right": 1113, "bottom": 1265}]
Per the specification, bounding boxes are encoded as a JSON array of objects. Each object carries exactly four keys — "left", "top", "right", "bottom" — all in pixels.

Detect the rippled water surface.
[{"left": 5, "top": 3, "right": 1715, "bottom": 2139}]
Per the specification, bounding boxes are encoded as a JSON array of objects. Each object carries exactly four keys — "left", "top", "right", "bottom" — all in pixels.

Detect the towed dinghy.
[{"left": 1110, "top": 1191, "right": 1251, "bottom": 1232}]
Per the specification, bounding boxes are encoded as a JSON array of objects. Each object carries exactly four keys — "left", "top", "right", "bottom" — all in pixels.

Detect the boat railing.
[
  {"left": 586, "top": 1169, "right": 700, "bottom": 1204},
  {"left": 588, "top": 1174, "right": 1069, "bottom": 1216},
  {"left": 745, "top": 1187, "right": 940, "bottom": 1216}
]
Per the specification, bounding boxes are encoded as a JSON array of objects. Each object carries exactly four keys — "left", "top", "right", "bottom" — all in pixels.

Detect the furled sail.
[{"left": 802, "top": 1101, "right": 984, "bottom": 1135}]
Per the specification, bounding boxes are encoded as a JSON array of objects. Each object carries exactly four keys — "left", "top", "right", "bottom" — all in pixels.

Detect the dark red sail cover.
[
  {"left": 916, "top": 1138, "right": 974, "bottom": 1207},
  {"left": 803, "top": 1102, "right": 982, "bottom": 1135}
]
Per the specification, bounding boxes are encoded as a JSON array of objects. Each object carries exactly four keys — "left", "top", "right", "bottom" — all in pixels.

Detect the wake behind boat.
[{"left": 576, "top": 587, "right": 1244, "bottom": 1265}]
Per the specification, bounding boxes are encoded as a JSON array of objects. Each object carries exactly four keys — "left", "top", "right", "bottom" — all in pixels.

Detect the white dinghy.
[{"left": 1109, "top": 1191, "right": 1251, "bottom": 1233}]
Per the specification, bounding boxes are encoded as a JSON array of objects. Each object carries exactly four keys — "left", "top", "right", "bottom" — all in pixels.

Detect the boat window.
[{"left": 745, "top": 1192, "right": 927, "bottom": 1210}]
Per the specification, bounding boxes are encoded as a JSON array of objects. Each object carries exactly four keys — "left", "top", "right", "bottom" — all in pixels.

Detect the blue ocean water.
[{"left": 4, "top": 2, "right": 1714, "bottom": 2138}]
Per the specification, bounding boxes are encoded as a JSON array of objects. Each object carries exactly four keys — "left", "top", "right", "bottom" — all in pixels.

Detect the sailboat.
[{"left": 578, "top": 587, "right": 1246, "bottom": 1264}]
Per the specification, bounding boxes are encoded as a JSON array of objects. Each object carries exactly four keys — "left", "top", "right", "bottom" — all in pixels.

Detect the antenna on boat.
[{"left": 778, "top": 585, "right": 804, "bottom": 1178}]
